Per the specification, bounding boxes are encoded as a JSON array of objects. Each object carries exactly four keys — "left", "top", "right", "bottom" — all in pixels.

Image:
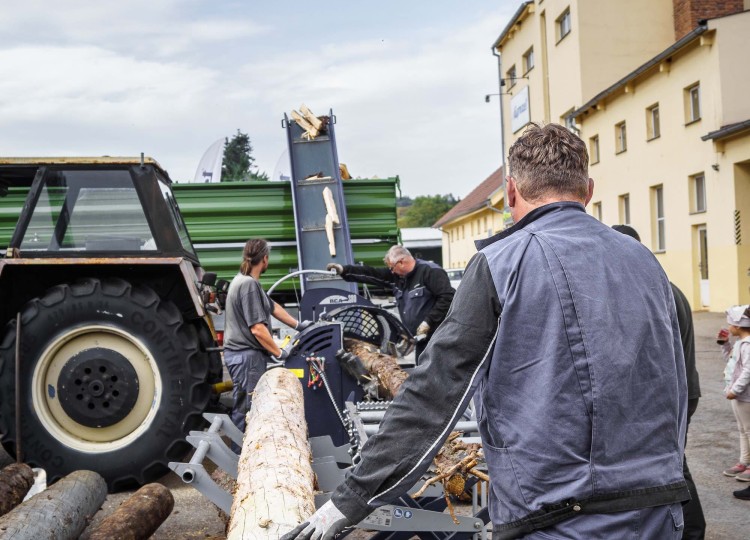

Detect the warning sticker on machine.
[
  {"left": 362, "top": 507, "right": 392, "bottom": 527},
  {"left": 288, "top": 368, "right": 305, "bottom": 378}
]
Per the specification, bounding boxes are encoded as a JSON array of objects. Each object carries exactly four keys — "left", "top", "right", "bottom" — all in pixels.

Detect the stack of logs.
[{"left": 0, "top": 462, "right": 174, "bottom": 539}]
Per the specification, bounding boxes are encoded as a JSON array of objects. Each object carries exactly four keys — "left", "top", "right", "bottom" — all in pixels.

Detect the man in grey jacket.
[{"left": 284, "top": 124, "right": 689, "bottom": 539}]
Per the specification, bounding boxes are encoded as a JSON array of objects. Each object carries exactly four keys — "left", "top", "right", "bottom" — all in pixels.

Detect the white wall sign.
[{"left": 510, "top": 86, "right": 530, "bottom": 133}]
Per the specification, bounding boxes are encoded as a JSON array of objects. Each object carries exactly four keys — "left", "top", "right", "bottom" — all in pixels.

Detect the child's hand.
[{"left": 717, "top": 328, "right": 730, "bottom": 344}]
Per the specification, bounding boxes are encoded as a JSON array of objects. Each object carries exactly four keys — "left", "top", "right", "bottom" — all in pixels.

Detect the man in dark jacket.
[
  {"left": 327, "top": 245, "right": 454, "bottom": 362},
  {"left": 613, "top": 224, "right": 705, "bottom": 539},
  {"left": 286, "top": 124, "right": 688, "bottom": 539}
]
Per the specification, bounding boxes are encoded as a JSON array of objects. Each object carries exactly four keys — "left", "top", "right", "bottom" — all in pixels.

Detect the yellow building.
[
  {"left": 489, "top": 0, "right": 750, "bottom": 310},
  {"left": 433, "top": 167, "right": 505, "bottom": 270},
  {"left": 571, "top": 10, "right": 750, "bottom": 310}
]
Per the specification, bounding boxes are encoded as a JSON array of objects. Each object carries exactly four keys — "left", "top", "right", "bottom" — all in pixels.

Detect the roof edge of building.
[
  {"left": 701, "top": 119, "right": 750, "bottom": 141},
  {"left": 570, "top": 25, "right": 707, "bottom": 121},
  {"left": 492, "top": 1, "right": 534, "bottom": 51}
]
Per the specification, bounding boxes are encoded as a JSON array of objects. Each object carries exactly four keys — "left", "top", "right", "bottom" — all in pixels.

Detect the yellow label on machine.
[{"left": 288, "top": 368, "right": 305, "bottom": 378}]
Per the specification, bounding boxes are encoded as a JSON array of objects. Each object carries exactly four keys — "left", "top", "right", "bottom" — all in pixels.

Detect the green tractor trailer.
[{"left": 0, "top": 157, "right": 399, "bottom": 490}]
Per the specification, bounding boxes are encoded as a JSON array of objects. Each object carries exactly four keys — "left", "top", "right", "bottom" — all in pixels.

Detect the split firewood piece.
[
  {"left": 0, "top": 469, "right": 107, "bottom": 539},
  {"left": 291, "top": 110, "right": 320, "bottom": 140},
  {"left": 86, "top": 483, "right": 174, "bottom": 540},
  {"left": 322, "top": 187, "right": 340, "bottom": 225},
  {"left": 300, "top": 104, "right": 324, "bottom": 131},
  {"left": 0, "top": 463, "right": 34, "bottom": 516},
  {"left": 227, "top": 368, "right": 315, "bottom": 539},
  {"left": 343, "top": 338, "right": 487, "bottom": 503},
  {"left": 325, "top": 214, "right": 336, "bottom": 257},
  {"left": 323, "top": 187, "right": 340, "bottom": 257}
]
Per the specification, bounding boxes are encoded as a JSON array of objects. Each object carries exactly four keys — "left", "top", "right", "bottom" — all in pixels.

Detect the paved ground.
[
  {"left": 2, "top": 309, "right": 747, "bottom": 538},
  {"left": 684, "top": 310, "right": 749, "bottom": 539}
]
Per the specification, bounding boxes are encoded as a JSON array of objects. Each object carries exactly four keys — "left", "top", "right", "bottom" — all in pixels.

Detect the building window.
[
  {"left": 619, "top": 194, "right": 630, "bottom": 225},
  {"left": 506, "top": 65, "right": 517, "bottom": 88},
  {"left": 523, "top": 47, "right": 535, "bottom": 74},
  {"left": 589, "top": 135, "right": 600, "bottom": 164},
  {"left": 652, "top": 185, "right": 665, "bottom": 252},
  {"left": 462, "top": 225, "right": 465, "bottom": 239},
  {"left": 646, "top": 104, "right": 660, "bottom": 140},
  {"left": 690, "top": 173, "right": 707, "bottom": 213},
  {"left": 556, "top": 8, "right": 572, "bottom": 42},
  {"left": 592, "top": 202, "right": 602, "bottom": 221},
  {"left": 685, "top": 83, "right": 701, "bottom": 124},
  {"left": 615, "top": 121, "right": 627, "bottom": 154}
]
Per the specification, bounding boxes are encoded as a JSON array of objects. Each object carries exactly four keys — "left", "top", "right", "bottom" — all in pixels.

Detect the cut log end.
[
  {"left": 86, "top": 483, "right": 174, "bottom": 540},
  {"left": 0, "top": 463, "right": 34, "bottom": 516}
]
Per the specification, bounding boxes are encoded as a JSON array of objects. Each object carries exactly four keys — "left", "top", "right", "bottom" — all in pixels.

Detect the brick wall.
[{"left": 673, "top": 0, "right": 744, "bottom": 39}]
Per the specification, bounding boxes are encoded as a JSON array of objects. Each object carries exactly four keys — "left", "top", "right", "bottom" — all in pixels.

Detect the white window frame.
[
  {"left": 557, "top": 8, "right": 572, "bottom": 42},
  {"left": 652, "top": 185, "right": 666, "bottom": 252},
  {"left": 507, "top": 64, "right": 517, "bottom": 88},
  {"left": 646, "top": 103, "right": 660, "bottom": 140},
  {"left": 593, "top": 202, "right": 602, "bottom": 221},
  {"left": 619, "top": 193, "right": 630, "bottom": 225},
  {"left": 615, "top": 121, "right": 627, "bottom": 154},
  {"left": 691, "top": 173, "right": 706, "bottom": 213},
  {"left": 685, "top": 83, "right": 701, "bottom": 123},
  {"left": 523, "top": 47, "right": 535, "bottom": 74},
  {"left": 589, "top": 135, "right": 600, "bottom": 164}
]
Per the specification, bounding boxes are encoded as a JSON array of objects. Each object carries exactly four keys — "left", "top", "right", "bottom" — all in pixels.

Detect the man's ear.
[
  {"left": 584, "top": 178, "right": 595, "bottom": 205},
  {"left": 506, "top": 177, "right": 517, "bottom": 208}
]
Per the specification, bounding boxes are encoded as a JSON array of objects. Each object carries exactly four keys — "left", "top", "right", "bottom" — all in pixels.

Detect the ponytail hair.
[{"left": 240, "top": 239, "right": 270, "bottom": 275}]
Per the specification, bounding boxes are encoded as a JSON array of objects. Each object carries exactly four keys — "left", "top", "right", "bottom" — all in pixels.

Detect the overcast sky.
[{"left": 1, "top": 1, "right": 516, "bottom": 198}]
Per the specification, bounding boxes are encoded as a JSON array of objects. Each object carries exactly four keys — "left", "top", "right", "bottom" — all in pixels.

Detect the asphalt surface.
[{"left": 1, "top": 309, "right": 747, "bottom": 538}]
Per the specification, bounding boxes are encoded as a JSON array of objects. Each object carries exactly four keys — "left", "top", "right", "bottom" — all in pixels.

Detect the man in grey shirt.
[{"left": 224, "top": 239, "right": 310, "bottom": 439}]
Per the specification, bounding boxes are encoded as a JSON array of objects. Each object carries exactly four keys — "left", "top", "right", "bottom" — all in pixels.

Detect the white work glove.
[
  {"left": 296, "top": 320, "right": 313, "bottom": 332},
  {"left": 326, "top": 263, "right": 344, "bottom": 275},
  {"left": 274, "top": 349, "right": 290, "bottom": 362},
  {"left": 416, "top": 321, "right": 430, "bottom": 337},
  {"left": 281, "top": 500, "right": 351, "bottom": 540}
]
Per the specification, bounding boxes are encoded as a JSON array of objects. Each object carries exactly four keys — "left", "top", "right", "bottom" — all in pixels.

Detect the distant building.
[
  {"left": 400, "top": 227, "right": 444, "bottom": 266},
  {"left": 433, "top": 167, "right": 505, "bottom": 269},
  {"left": 492, "top": 0, "right": 750, "bottom": 309}
]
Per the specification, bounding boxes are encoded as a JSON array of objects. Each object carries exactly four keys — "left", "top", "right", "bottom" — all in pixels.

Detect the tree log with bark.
[
  {"left": 227, "top": 368, "right": 315, "bottom": 539},
  {"left": 344, "top": 338, "right": 409, "bottom": 398},
  {"left": 0, "top": 469, "right": 106, "bottom": 539},
  {"left": 344, "top": 338, "right": 486, "bottom": 520},
  {"left": 85, "top": 483, "right": 174, "bottom": 540},
  {"left": 0, "top": 463, "right": 34, "bottom": 517}
]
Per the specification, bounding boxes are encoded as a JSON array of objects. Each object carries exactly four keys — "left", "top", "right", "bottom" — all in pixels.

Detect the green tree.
[
  {"left": 221, "top": 129, "right": 269, "bottom": 181},
  {"left": 398, "top": 194, "right": 459, "bottom": 228}
]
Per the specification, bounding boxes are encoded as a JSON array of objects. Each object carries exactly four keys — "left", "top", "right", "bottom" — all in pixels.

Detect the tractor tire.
[{"left": 0, "top": 278, "right": 212, "bottom": 491}]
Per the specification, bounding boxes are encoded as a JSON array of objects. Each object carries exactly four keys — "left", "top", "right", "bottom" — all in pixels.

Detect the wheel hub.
[{"left": 57, "top": 347, "right": 140, "bottom": 428}]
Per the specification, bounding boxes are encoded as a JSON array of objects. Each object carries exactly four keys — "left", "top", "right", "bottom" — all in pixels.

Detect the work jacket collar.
[{"left": 475, "top": 201, "right": 586, "bottom": 250}]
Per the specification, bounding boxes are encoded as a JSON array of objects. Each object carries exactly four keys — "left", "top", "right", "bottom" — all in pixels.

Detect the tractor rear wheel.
[{"left": 0, "top": 278, "right": 212, "bottom": 491}]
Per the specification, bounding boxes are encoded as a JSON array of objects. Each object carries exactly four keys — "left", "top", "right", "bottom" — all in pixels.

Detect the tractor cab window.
[
  {"left": 19, "top": 169, "right": 156, "bottom": 252},
  {"left": 155, "top": 176, "right": 195, "bottom": 255}
]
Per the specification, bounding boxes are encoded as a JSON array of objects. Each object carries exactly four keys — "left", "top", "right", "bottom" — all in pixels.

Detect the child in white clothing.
[{"left": 719, "top": 305, "right": 750, "bottom": 489}]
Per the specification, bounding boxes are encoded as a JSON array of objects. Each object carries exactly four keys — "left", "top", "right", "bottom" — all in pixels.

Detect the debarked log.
[
  {"left": 0, "top": 462, "right": 34, "bottom": 516},
  {"left": 0, "top": 469, "right": 106, "bottom": 539},
  {"left": 85, "top": 483, "right": 174, "bottom": 540},
  {"left": 227, "top": 368, "right": 315, "bottom": 540}
]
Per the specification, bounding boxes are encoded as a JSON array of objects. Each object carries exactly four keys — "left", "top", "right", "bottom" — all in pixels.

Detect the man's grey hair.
[
  {"left": 384, "top": 245, "right": 412, "bottom": 265},
  {"left": 507, "top": 123, "right": 589, "bottom": 203}
]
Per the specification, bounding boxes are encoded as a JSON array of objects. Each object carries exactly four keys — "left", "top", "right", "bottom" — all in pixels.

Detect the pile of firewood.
[
  {"left": 344, "top": 338, "right": 487, "bottom": 522},
  {"left": 0, "top": 462, "right": 174, "bottom": 539}
]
